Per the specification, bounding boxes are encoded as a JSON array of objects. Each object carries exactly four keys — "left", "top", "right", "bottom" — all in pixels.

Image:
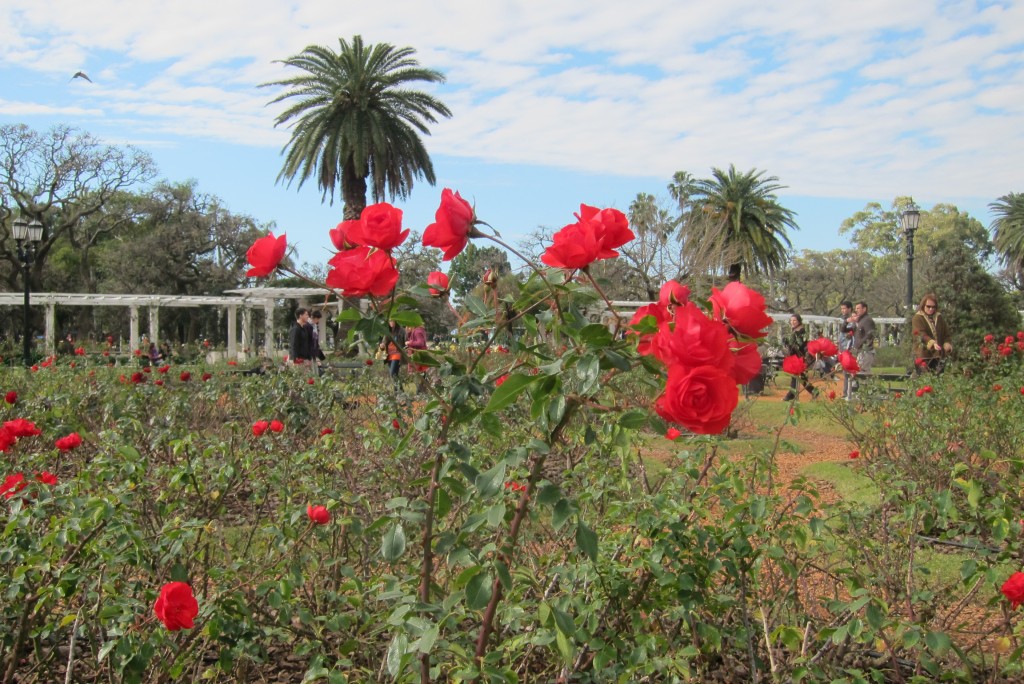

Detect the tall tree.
[
  {"left": 990, "top": 192, "right": 1024, "bottom": 273},
  {"left": 264, "top": 35, "right": 452, "bottom": 218},
  {"left": 448, "top": 244, "right": 511, "bottom": 301},
  {"left": 688, "top": 165, "right": 798, "bottom": 281}
]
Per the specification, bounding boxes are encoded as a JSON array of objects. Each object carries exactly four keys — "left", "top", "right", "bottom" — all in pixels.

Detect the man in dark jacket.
[{"left": 289, "top": 308, "right": 314, "bottom": 369}]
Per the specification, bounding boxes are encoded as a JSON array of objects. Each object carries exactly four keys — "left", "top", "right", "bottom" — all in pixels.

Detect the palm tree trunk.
[{"left": 341, "top": 161, "right": 367, "bottom": 220}]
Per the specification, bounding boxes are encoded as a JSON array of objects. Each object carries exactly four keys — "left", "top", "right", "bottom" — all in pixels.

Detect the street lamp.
[
  {"left": 900, "top": 200, "right": 921, "bottom": 313},
  {"left": 11, "top": 217, "right": 44, "bottom": 366}
]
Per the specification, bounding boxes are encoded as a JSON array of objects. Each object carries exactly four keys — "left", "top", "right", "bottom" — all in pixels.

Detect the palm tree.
[
  {"left": 990, "top": 192, "right": 1024, "bottom": 271},
  {"left": 263, "top": 36, "right": 452, "bottom": 218},
  {"left": 689, "top": 165, "right": 798, "bottom": 281}
]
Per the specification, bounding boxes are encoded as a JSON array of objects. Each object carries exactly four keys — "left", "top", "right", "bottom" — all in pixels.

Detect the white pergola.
[{"left": 0, "top": 287, "right": 350, "bottom": 359}]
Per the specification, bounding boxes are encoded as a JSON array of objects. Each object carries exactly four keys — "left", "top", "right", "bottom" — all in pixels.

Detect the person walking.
[
  {"left": 782, "top": 314, "right": 817, "bottom": 401},
  {"left": 310, "top": 310, "right": 328, "bottom": 372},
  {"left": 911, "top": 293, "right": 952, "bottom": 373},
  {"left": 838, "top": 300, "right": 856, "bottom": 399},
  {"left": 380, "top": 320, "right": 405, "bottom": 387},
  {"left": 289, "top": 307, "right": 315, "bottom": 370}
]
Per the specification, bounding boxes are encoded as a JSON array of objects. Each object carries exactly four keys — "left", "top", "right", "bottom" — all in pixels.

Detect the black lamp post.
[
  {"left": 11, "top": 217, "right": 44, "bottom": 366},
  {"left": 900, "top": 200, "right": 921, "bottom": 312}
]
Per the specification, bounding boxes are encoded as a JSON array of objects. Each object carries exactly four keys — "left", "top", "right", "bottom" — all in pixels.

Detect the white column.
[
  {"left": 263, "top": 302, "right": 274, "bottom": 359},
  {"left": 129, "top": 306, "right": 140, "bottom": 351},
  {"left": 241, "top": 307, "right": 252, "bottom": 360},
  {"left": 226, "top": 305, "right": 237, "bottom": 359},
  {"left": 45, "top": 302, "right": 56, "bottom": 356},
  {"left": 148, "top": 306, "right": 160, "bottom": 346}
]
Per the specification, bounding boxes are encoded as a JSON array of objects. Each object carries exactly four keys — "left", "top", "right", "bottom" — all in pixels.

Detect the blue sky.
[{"left": 0, "top": 0, "right": 1020, "bottom": 272}]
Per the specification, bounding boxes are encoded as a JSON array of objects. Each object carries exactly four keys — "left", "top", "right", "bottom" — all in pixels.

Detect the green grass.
[{"left": 801, "top": 461, "right": 880, "bottom": 507}]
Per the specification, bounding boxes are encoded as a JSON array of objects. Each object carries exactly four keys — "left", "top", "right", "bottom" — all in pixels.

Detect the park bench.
[{"left": 857, "top": 369, "right": 912, "bottom": 394}]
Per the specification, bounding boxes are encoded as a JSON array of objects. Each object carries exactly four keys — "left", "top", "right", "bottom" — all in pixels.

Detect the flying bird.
[{"left": 70, "top": 71, "right": 92, "bottom": 83}]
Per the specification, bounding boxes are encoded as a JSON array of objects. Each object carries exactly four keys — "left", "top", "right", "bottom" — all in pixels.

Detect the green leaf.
[
  {"left": 466, "top": 572, "right": 493, "bottom": 610},
  {"left": 416, "top": 625, "right": 439, "bottom": 654},
  {"left": 385, "top": 633, "right": 408, "bottom": 678},
  {"left": 580, "top": 324, "right": 613, "bottom": 348},
  {"left": 536, "top": 484, "right": 561, "bottom": 506},
  {"left": 381, "top": 524, "right": 407, "bottom": 562},
  {"left": 618, "top": 410, "right": 648, "bottom": 429},
  {"left": 575, "top": 521, "right": 598, "bottom": 562},
  {"left": 475, "top": 461, "right": 507, "bottom": 497},
  {"left": 551, "top": 605, "right": 576, "bottom": 637},
  {"left": 576, "top": 354, "right": 600, "bottom": 393},
  {"left": 336, "top": 308, "right": 362, "bottom": 322},
  {"left": 464, "top": 294, "right": 489, "bottom": 317},
  {"left": 925, "top": 630, "right": 951, "bottom": 657},
  {"left": 388, "top": 310, "right": 424, "bottom": 328},
  {"left": 435, "top": 487, "right": 451, "bottom": 518},
  {"left": 484, "top": 373, "right": 541, "bottom": 413},
  {"left": 552, "top": 499, "right": 572, "bottom": 530}
]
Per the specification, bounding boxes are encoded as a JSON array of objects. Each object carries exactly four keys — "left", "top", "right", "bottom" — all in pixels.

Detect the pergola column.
[
  {"left": 263, "top": 302, "right": 274, "bottom": 359},
  {"left": 226, "top": 304, "right": 237, "bottom": 359},
  {"left": 148, "top": 306, "right": 160, "bottom": 346},
  {"left": 45, "top": 302, "right": 56, "bottom": 356},
  {"left": 129, "top": 306, "right": 140, "bottom": 351},
  {"left": 241, "top": 307, "right": 252, "bottom": 359}
]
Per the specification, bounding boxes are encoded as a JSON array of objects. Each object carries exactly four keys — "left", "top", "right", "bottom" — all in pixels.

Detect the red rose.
[
  {"left": 849, "top": 450, "right": 859, "bottom": 459},
  {"left": 74, "top": 347, "right": 85, "bottom": 356},
  {"left": 36, "top": 471, "right": 58, "bottom": 485},
  {"left": 652, "top": 302, "right": 734, "bottom": 373},
  {"left": 252, "top": 420, "right": 270, "bottom": 436},
  {"left": 130, "top": 372, "right": 145, "bottom": 384},
  {"left": 628, "top": 302, "right": 671, "bottom": 356},
  {"left": 665, "top": 427, "right": 682, "bottom": 441},
  {"left": 994, "top": 384, "right": 1003, "bottom": 391},
  {"left": 0, "top": 427, "right": 13, "bottom": 452},
  {"left": 155, "top": 380, "right": 164, "bottom": 386},
  {"left": 142, "top": 366, "right": 152, "bottom": 374},
  {"left": 55, "top": 433, "right": 82, "bottom": 451},
  {"left": 103, "top": 351, "right": 110, "bottom": 357},
  {"left": 575, "top": 204, "right": 634, "bottom": 257},
  {"left": 320, "top": 428, "right": 334, "bottom": 437},
  {"left": 154, "top": 582, "right": 199, "bottom": 631},
  {"left": 307, "top": 504, "right": 330, "bottom": 525},
  {"left": 245, "top": 232, "right": 287, "bottom": 278},
  {"left": 422, "top": 188, "right": 477, "bottom": 260},
  {"left": 5, "top": 418, "right": 41, "bottom": 438},
  {"left": 330, "top": 219, "right": 360, "bottom": 251},
  {"left": 365, "top": 359, "right": 373, "bottom": 366},
  {"left": 655, "top": 364, "right": 739, "bottom": 435},
  {"left": 269, "top": 420, "right": 284, "bottom": 433},
  {"left": 708, "top": 282, "right": 773, "bottom": 339},
  {"left": 4, "top": 391, "right": 16, "bottom": 404},
  {"left": 807, "top": 337, "right": 838, "bottom": 357},
  {"left": 201, "top": 372, "right": 212, "bottom": 382},
  {"left": 307, "top": 378, "right": 315, "bottom": 385},
  {"left": 541, "top": 220, "right": 602, "bottom": 270},
  {"left": 391, "top": 419, "right": 400, "bottom": 429},
  {"left": 838, "top": 351, "right": 860, "bottom": 374},
  {"left": 782, "top": 355, "right": 807, "bottom": 376},
  {"left": 180, "top": 371, "right": 191, "bottom": 382},
  {"left": 1001, "top": 572, "right": 1024, "bottom": 608},
  {"left": 658, "top": 280, "right": 690, "bottom": 308},
  {"left": 326, "top": 246, "right": 399, "bottom": 297},
  {"left": 828, "top": 390, "right": 837, "bottom": 400},
  {"left": 984, "top": 334, "right": 995, "bottom": 343},
  {"left": 495, "top": 374, "right": 509, "bottom": 387},
  {"left": 730, "top": 340, "right": 763, "bottom": 384},
  {"left": 2, "top": 473, "right": 27, "bottom": 499},
  {"left": 427, "top": 271, "right": 450, "bottom": 297},
  {"left": 339, "top": 203, "right": 407, "bottom": 251}
]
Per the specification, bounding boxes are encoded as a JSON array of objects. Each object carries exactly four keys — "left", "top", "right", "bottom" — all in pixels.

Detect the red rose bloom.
[
  {"left": 984, "top": 334, "right": 995, "bottom": 343},
  {"left": 652, "top": 302, "right": 734, "bottom": 373},
  {"left": 131, "top": 372, "right": 145, "bottom": 384},
  {"left": 180, "top": 371, "right": 191, "bottom": 382},
  {"left": 157, "top": 365, "right": 169, "bottom": 374},
  {"left": 575, "top": 204, "right": 634, "bottom": 257},
  {"left": 142, "top": 366, "right": 152, "bottom": 373},
  {"left": 36, "top": 471, "right": 58, "bottom": 485},
  {"left": 391, "top": 419, "right": 400, "bottom": 429},
  {"left": 307, "top": 378, "right": 315, "bottom": 385},
  {"left": 245, "top": 232, "right": 287, "bottom": 277},
  {"left": 365, "top": 359, "right": 373, "bottom": 366},
  {"left": 320, "top": 428, "right": 334, "bottom": 437},
  {"left": 330, "top": 219, "right": 360, "bottom": 251},
  {"left": 1001, "top": 572, "right": 1024, "bottom": 608},
  {"left": 495, "top": 374, "right": 509, "bottom": 387},
  {"left": 665, "top": 427, "right": 682, "bottom": 441},
  {"left": 269, "top": 420, "right": 284, "bottom": 433},
  {"left": 2, "top": 473, "right": 27, "bottom": 499},
  {"left": 55, "top": 433, "right": 82, "bottom": 451},
  {"left": 828, "top": 390, "right": 837, "bottom": 400},
  {"left": 782, "top": 355, "right": 807, "bottom": 376},
  {"left": 201, "top": 372, "right": 212, "bottom": 382},
  {"left": 5, "top": 418, "right": 41, "bottom": 438},
  {"left": 427, "top": 271, "right": 450, "bottom": 297},
  {"left": 730, "top": 339, "right": 763, "bottom": 384},
  {"left": 155, "top": 380, "right": 164, "bottom": 386},
  {"left": 326, "top": 246, "right": 399, "bottom": 297},
  {"left": 541, "top": 220, "right": 602, "bottom": 270},
  {"left": 346, "top": 203, "right": 409, "bottom": 251},
  {"left": 0, "top": 426, "right": 13, "bottom": 452},
  {"left": 252, "top": 420, "right": 270, "bottom": 436},
  {"left": 422, "top": 189, "right": 477, "bottom": 260},
  {"left": 849, "top": 450, "right": 859, "bottom": 459},
  {"left": 655, "top": 364, "right": 739, "bottom": 435},
  {"left": 838, "top": 351, "right": 860, "bottom": 374},
  {"left": 709, "top": 282, "right": 773, "bottom": 339},
  {"left": 658, "top": 280, "right": 690, "bottom": 308},
  {"left": 154, "top": 582, "right": 199, "bottom": 631},
  {"left": 4, "top": 391, "right": 16, "bottom": 404},
  {"left": 807, "top": 337, "right": 838, "bottom": 357},
  {"left": 307, "top": 504, "right": 330, "bottom": 525}
]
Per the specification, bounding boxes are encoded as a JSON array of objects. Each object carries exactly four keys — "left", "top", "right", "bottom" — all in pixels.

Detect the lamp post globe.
[{"left": 900, "top": 201, "right": 921, "bottom": 313}]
